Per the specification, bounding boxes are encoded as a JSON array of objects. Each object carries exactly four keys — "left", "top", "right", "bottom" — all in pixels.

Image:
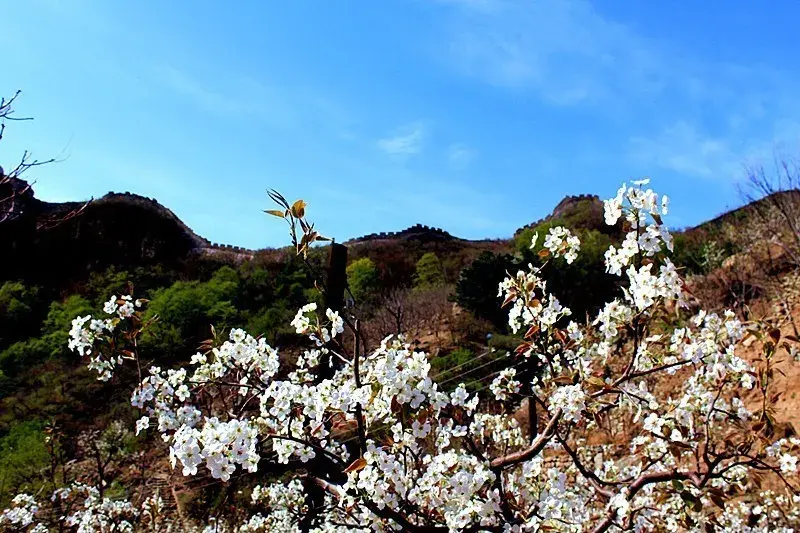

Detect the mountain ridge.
[{"left": 4, "top": 176, "right": 795, "bottom": 257}]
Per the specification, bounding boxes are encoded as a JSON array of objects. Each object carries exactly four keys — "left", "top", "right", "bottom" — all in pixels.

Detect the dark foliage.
[{"left": 455, "top": 251, "right": 518, "bottom": 331}]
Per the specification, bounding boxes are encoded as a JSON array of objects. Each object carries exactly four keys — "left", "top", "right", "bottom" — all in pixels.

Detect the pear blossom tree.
[{"left": 3, "top": 179, "right": 800, "bottom": 532}]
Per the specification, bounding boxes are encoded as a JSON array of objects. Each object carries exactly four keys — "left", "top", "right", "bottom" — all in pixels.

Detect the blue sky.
[{"left": 2, "top": 0, "right": 800, "bottom": 249}]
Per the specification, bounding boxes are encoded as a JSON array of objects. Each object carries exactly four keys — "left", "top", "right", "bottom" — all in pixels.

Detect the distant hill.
[
  {"left": 684, "top": 189, "right": 800, "bottom": 235},
  {"left": 3, "top": 174, "right": 796, "bottom": 288},
  {"left": 513, "top": 194, "right": 612, "bottom": 238},
  {"left": 347, "top": 223, "right": 461, "bottom": 244}
]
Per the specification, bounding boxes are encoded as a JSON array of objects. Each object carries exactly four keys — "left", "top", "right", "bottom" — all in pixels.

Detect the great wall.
[
  {"left": 348, "top": 223, "right": 458, "bottom": 243},
  {"left": 101, "top": 191, "right": 255, "bottom": 255},
  {"left": 4, "top": 175, "right": 608, "bottom": 257}
]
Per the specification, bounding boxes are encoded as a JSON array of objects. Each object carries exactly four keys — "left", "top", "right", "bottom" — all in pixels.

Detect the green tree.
[
  {"left": 414, "top": 252, "right": 444, "bottom": 289},
  {"left": 0, "top": 295, "right": 93, "bottom": 379},
  {"left": 84, "top": 267, "right": 132, "bottom": 306},
  {"left": 347, "top": 257, "right": 379, "bottom": 303},
  {"left": 143, "top": 267, "right": 241, "bottom": 359},
  {"left": 0, "top": 281, "right": 43, "bottom": 349},
  {"left": 42, "top": 295, "right": 94, "bottom": 341},
  {"left": 0, "top": 420, "right": 50, "bottom": 506}
]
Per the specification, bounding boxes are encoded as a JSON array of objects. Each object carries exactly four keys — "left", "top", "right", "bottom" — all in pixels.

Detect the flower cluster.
[
  {"left": 548, "top": 384, "right": 586, "bottom": 422},
  {"left": 1, "top": 484, "right": 149, "bottom": 533},
  {"left": 45, "top": 178, "right": 800, "bottom": 532},
  {"left": 603, "top": 179, "right": 672, "bottom": 276},
  {"left": 535, "top": 226, "right": 581, "bottom": 264},
  {"left": 0, "top": 494, "right": 40, "bottom": 531},
  {"left": 490, "top": 368, "right": 522, "bottom": 401},
  {"left": 241, "top": 480, "right": 307, "bottom": 532},
  {"left": 67, "top": 294, "right": 143, "bottom": 380},
  {"left": 290, "top": 302, "right": 345, "bottom": 345}
]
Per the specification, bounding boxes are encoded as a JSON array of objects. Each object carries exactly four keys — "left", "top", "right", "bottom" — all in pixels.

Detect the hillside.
[
  {"left": 513, "top": 194, "right": 610, "bottom": 238},
  {"left": 3, "top": 177, "right": 800, "bottom": 529},
  {"left": 0, "top": 183, "right": 632, "bottom": 288},
  {"left": 681, "top": 188, "right": 800, "bottom": 237},
  {"left": 0, "top": 178, "right": 258, "bottom": 286}
]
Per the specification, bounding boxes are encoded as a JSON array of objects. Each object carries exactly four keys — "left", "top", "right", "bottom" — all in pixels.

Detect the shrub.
[
  {"left": 346, "top": 257, "right": 380, "bottom": 304},
  {"left": 414, "top": 252, "right": 445, "bottom": 288},
  {"left": 0, "top": 420, "right": 50, "bottom": 506}
]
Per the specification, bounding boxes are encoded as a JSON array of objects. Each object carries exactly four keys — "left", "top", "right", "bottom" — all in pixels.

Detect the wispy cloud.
[
  {"left": 436, "top": 0, "right": 663, "bottom": 106},
  {"left": 629, "top": 121, "right": 738, "bottom": 179},
  {"left": 630, "top": 119, "right": 800, "bottom": 181},
  {"left": 447, "top": 143, "right": 476, "bottom": 166},
  {"left": 434, "top": 0, "right": 799, "bottom": 118},
  {"left": 154, "top": 65, "right": 244, "bottom": 115},
  {"left": 152, "top": 64, "right": 358, "bottom": 138},
  {"left": 377, "top": 123, "right": 427, "bottom": 157},
  {"left": 435, "top": 0, "right": 800, "bottom": 182}
]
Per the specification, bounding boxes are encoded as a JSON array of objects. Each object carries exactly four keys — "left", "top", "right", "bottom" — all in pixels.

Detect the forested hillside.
[{"left": 4, "top": 142, "right": 800, "bottom": 531}]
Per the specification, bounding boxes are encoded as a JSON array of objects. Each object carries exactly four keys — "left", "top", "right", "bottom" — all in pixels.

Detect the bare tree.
[
  {"left": 741, "top": 152, "right": 800, "bottom": 262},
  {"left": 0, "top": 90, "right": 86, "bottom": 228},
  {"left": 76, "top": 421, "right": 133, "bottom": 498},
  {"left": 364, "top": 286, "right": 453, "bottom": 348},
  {"left": 738, "top": 151, "right": 800, "bottom": 332}
]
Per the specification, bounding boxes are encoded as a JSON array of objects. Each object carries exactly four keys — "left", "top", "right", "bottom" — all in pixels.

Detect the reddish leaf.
[{"left": 343, "top": 457, "right": 367, "bottom": 474}]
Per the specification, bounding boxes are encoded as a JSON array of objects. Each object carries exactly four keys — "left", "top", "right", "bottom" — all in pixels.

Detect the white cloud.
[
  {"left": 151, "top": 64, "right": 359, "bottom": 139},
  {"left": 630, "top": 119, "right": 800, "bottom": 181},
  {"left": 435, "top": 0, "right": 800, "bottom": 182},
  {"left": 154, "top": 65, "right": 244, "bottom": 115},
  {"left": 448, "top": 143, "right": 476, "bottom": 166},
  {"left": 437, "top": 0, "right": 663, "bottom": 106},
  {"left": 434, "top": 0, "right": 800, "bottom": 121},
  {"left": 377, "top": 123, "right": 427, "bottom": 156},
  {"left": 629, "top": 121, "right": 739, "bottom": 179}
]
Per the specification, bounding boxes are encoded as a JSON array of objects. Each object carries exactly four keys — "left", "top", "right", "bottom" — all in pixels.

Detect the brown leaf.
[
  {"left": 343, "top": 457, "right": 367, "bottom": 474},
  {"left": 552, "top": 375, "right": 573, "bottom": 386},
  {"left": 709, "top": 488, "right": 726, "bottom": 509},
  {"left": 501, "top": 293, "right": 517, "bottom": 309},
  {"left": 291, "top": 199, "right": 307, "bottom": 218},
  {"left": 391, "top": 396, "right": 402, "bottom": 414},
  {"left": 524, "top": 324, "right": 540, "bottom": 339},
  {"left": 586, "top": 376, "right": 606, "bottom": 388},
  {"left": 265, "top": 209, "right": 286, "bottom": 218}
]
